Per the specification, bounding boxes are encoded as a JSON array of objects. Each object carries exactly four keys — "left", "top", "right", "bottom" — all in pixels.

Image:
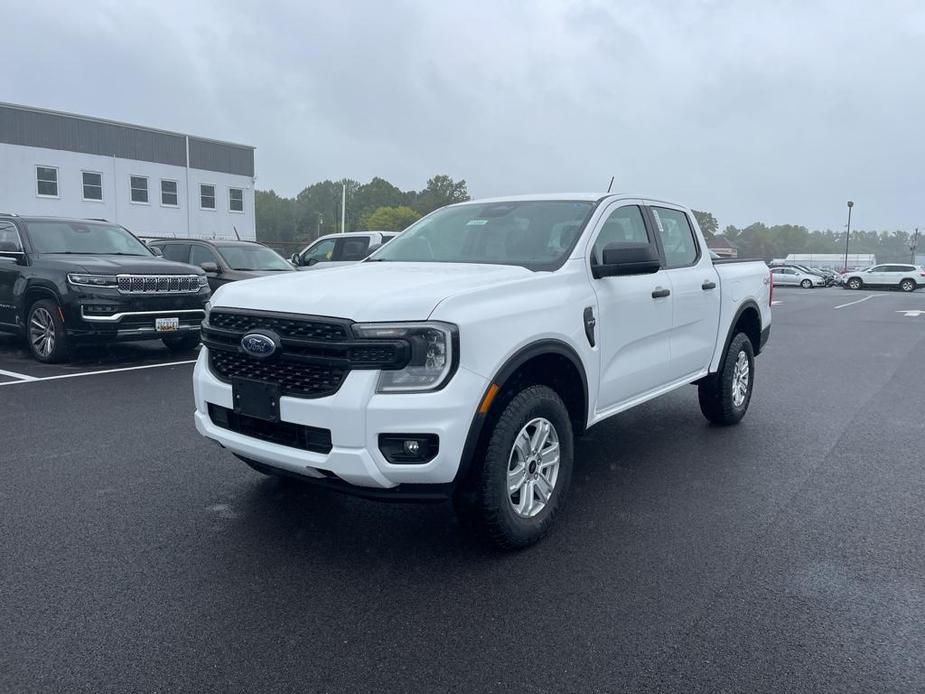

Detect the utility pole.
[
  {"left": 843, "top": 201, "right": 854, "bottom": 271},
  {"left": 341, "top": 183, "right": 346, "bottom": 234},
  {"left": 910, "top": 227, "right": 920, "bottom": 264}
]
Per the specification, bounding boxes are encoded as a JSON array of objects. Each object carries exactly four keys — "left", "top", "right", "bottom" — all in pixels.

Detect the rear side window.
[
  {"left": 335, "top": 236, "right": 371, "bottom": 261},
  {"left": 650, "top": 207, "right": 699, "bottom": 268},
  {"left": 591, "top": 205, "right": 650, "bottom": 265},
  {"left": 158, "top": 243, "right": 191, "bottom": 263}
]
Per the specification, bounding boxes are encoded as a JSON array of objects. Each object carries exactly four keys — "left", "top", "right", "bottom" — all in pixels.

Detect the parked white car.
[
  {"left": 842, "top": 264, "right": 924, "bottom": 292},
  {"left": 770, "top": 266, "right": 826, "bottom": 288},
  {"left": 290, "top": 231, "right": 397, "bottom": 270},
  {"left": 194, "top": 194, "right": 772, "bottom": 547}
]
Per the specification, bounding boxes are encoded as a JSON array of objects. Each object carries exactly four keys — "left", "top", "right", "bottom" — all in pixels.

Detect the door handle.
[
  {"left": 651, "top": 287, "right": 671, "bottom": 299},
  {"left": 702, "top": 280, "right": 717, "bottom": 290}
]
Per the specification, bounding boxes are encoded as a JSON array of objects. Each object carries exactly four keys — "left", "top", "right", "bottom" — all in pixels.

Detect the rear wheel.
[
  {"left": 900, "top": 278, "right": 916, "bottom": 292},
  {"left": 455, "top": 384, "right": 574, "bottom": 549},
  {"left": 800, "top": 279, "right": 812, "bottom": 288},
  {"left": 162, "top": 332, "right": 201, "bottom": 352},
  {"left": 698, "top": 332, "right": 754, "bottom": 426},
  {"left": 847, "top": 277, "right": 862, "bottom": 290},
  {"left": 27, "top": 299, "right": 70, "bottom": 363}
]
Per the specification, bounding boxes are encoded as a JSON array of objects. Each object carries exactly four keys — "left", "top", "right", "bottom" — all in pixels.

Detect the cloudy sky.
[{"left": 4, "top": 0, "right": 924, "bottom": 230}]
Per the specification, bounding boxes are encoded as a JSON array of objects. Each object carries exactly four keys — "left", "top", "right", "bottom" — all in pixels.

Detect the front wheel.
[
  {"left": 800, "top": 279, "right": 813, "bottom": 288},
  {"left": 455, "top": 385, "right": 574, "bottom": 549},
  {"left": 162, "top": 332, "right": 201, "bottom": 352},
  {"left": 27, "top": 299, "right": 70, "bottom": 363},
  {"left": 847, "top": 277, "right": 862, "bottom": 290},
  {"left": 900, "top": 278, "right": 916, "bottom": 292},
  {"left": 698, "top": 332, "right": 754, "bottom": 426}
]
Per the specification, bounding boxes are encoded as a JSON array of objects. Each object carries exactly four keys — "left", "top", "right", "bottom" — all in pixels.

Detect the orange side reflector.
[{"left": 478, "top": 383, "right": 500, "bottom": 414}]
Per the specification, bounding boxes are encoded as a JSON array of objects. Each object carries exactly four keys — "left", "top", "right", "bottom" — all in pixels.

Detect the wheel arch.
[
  {"left": 18, "top": 282, "right": 62, "bottom": 331},
  {"left": 715, "top": 300, "right": 763, "bottom": 373},
  {"left": 453, "top": 339, "right": 589, "bottom": 489}
]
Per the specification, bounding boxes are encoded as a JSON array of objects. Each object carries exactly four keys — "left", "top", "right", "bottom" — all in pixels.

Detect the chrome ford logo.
[{"left": 241, "top": 332, "right": 277, "bottom": 358}]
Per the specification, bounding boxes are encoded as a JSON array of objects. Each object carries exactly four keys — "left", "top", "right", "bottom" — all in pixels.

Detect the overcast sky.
[{"left": 4, "top": 0, "right": 924, "bottom": 230}]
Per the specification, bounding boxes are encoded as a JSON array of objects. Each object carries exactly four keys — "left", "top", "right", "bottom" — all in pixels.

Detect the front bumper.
[{"left": 193, "top": 348, "right": 489, "bottom": 490}]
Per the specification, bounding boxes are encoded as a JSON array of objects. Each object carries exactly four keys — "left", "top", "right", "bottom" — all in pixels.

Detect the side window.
[
  {"left": 302, "top": 238, "right": 336, "bottom": 263},
  {"left": 130, "top": 176, "right": 149, "bottom": 204},
  {"left": 189, "top": 245, "right": 219, "bottom": 267},
  {"left": 868, "top": 265, "right": 884, "bottom": 273},
  {"left": 159, "top": 243, "right": 191, "bottom": 263},
  {"left": 334, "top": 236, "right": 370, "bottom": 261},
  {"left": 0, "top": 222, "right": 24, "bottom": 253},
  {"left": 36, "top": 166, "right": 59, "bottom": 197},
  {"left": 591, "top": 205, "right": 650, "bottom": 265},
  {"left": 650, "top": 207, "right": 699, "bottom": 268},
  {"left": 886, "top": 265, "right": 909, "bottom": 273}
]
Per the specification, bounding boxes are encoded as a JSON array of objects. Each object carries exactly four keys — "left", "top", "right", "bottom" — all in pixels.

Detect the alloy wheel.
[
  {"left": 732, "top": 350, "right": 750, "bottom": 408},
  {"left": 29, "top": 307, "right": 56, "bottom": 358},
  {"left": 507, "top": 417, "right": 560, "bottom": 519}
]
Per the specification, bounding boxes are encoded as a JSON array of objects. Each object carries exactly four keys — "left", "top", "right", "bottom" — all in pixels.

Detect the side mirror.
[
  {"left": 200, "top": 261, "right": 219, "bottom": 273},
  {"left": 290, "top": 253, "right": 301, "bottom": 265},
  {"left": 150, "top": 246, "right": 163, "bottom": 257},
  {"left": 306, "top": 257, "right": 319, "bottom": 266},
  {"left": 593, "top": 243, "right": 661, "bottom": 279}
]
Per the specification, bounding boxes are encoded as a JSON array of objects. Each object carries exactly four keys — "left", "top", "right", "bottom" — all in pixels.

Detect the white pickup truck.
[{"left": 194, "top": 194, "right": 771, "bottom": 548}]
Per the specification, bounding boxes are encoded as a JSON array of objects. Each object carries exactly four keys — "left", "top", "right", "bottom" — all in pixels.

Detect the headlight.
[
  {"left": 198, "top": 275, "right": 209, "bottom": 288},
  {"left": 352, "top": 321, "right": 457, "bottom": 393},
  {"left": 67, "top": 273, "right": 118, "bottom": 288}
]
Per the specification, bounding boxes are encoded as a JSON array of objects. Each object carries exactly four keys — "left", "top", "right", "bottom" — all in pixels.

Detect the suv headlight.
[
  {"left": 67, "top": 273, "right": 118, "bottom": 288},
  {"left": 352, "top": 321, "right": 457, "bottom": 393},
  {"left": 198, "top": 275, "right": 209, "bottom": 288}
]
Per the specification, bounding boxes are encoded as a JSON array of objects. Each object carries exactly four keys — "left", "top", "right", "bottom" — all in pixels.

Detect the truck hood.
[
  {"left": 210, "top": 261, "right": 534, "bottom": 321},
  {"left": 37, "top": 254, "right": 204, "bottom": 275}
]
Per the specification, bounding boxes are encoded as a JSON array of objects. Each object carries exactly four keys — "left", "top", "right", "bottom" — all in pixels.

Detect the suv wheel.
[
  {"left": 698, "top": 332, "right": 754, "bottom": 425},
  {"left": 847, "top": 277, "right": 862, "bottom": 290},
  {"left": 800, "top": 279, "right": 813, "bottom": 288},
  {"left": 162, "top": 332, "right": 201, "bottom": 352},
  {"left": 900, "top": 278, "right": 916, "bottom": 292},
  {"left": 27, "top": 299, "right": 70, "bottom": 363},
  {"left": 455, "top": 384, "right": 574, "bottom": 549}
]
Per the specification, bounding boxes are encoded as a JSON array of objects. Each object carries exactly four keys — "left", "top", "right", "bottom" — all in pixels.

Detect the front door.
[
  {"left": 647, "top": 204, "right": 721, "bottom": 380},
  {"left": 588, "top": 201, "right": 673, "bottom": 412}
]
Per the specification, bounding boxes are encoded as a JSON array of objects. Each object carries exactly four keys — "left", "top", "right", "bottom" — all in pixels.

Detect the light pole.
[
  {"left": 910, "top": 227, "right": 920, "bottom": 263},
  {"left": 843, "top": 201, "right": 854, "bottom": 271}
]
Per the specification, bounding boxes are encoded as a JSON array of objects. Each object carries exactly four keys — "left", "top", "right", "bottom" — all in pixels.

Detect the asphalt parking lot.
[{"left": 2, "top": 287, "right": 923, "bottom": 693}]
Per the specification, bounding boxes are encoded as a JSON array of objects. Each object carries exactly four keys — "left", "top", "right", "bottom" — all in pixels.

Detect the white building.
[{"left": 0, "top": 102, "right": 255, "bottom": 240}]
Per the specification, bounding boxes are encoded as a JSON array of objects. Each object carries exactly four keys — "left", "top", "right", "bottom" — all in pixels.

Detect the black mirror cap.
[
  {"left": 593, "top": 243, "right": 661, "bottom": 279},
  {"left": 290, "top": 253, "right": 301, "bottom": 265},
  {"left": 200, "top": 261, "right": 219, "bottom": 273}
]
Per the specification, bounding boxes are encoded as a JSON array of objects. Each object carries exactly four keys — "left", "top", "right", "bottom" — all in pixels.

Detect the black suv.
[{"left": 0, "top": 215, "right": 210, "bottom": 363}]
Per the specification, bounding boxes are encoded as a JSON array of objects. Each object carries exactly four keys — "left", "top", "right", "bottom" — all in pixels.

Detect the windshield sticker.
[{"left": 466, "top": 219, "right": 488, "bottom": 226}]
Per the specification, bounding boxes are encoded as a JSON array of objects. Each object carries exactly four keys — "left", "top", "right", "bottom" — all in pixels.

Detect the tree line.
[
  {"left": 256, "top": 184, "right": 920, "bottom": 263},
  {"left": 692, "top": 210, "right": 921, "bottom": 263},
  {"left": 256, "top": 174, "right": 469, "bottom": 246}
]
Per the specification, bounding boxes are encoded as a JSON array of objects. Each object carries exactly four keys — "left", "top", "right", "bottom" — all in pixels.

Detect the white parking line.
[
  {"left": 834, "top": 295, "right": 883, "bottom": 309},
  {"left": 0, "top": 368, "right": 37, "bottom": 381},
  {"left": 0, "top": 359, "right": 196, "bottom": 387}
]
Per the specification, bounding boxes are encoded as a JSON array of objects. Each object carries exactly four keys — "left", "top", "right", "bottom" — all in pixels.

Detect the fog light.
[{"left": 378, "top": 434, "right": 439, "bottom": 464}]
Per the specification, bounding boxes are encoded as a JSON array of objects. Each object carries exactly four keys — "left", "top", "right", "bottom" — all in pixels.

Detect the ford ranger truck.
[{"left": 194, "top": 194, "right": 771, "bottom": 548}]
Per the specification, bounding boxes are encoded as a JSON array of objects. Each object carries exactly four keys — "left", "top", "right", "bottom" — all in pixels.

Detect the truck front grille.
[
  {"left": 209, "top": 349, "right": 347, "bottom": 398},
  {"left": 208, "top": 311, "right": 348, "bottom": 340},
  {"left": 117, "top": 274, "right": 201, "bottom": 294}
]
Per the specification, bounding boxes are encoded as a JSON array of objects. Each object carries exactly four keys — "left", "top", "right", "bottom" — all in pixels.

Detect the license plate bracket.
[
  {"left": 232, "top": 378, "right": 281, "bottom": 422},
  {"left": 155, "top": 317, "right": 179, "bottom": 333}
]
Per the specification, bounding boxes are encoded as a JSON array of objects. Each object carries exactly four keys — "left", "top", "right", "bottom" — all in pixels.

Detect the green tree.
[
  {"left": 692, "top": 210, "right": 718, "bottom": 239},
  {"left": 361, "top": 206, "right": 421, "bottom": 231},
  {"left": 413, "top": 175, "right": 470, "bottom": 214}
]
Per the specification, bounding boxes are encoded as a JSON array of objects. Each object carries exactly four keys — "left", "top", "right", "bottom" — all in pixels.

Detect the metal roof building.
[{"left": 0, "top": 102, "right": 256, "bottom": 239}]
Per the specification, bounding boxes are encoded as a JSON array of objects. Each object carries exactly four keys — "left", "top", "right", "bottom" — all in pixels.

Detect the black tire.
[
  {"left": 698, "top": 332, "right": 755, "bottom": 426},
  {"left": 455, "top": 385, "right": 574, "bottom": 549},
  {"left": 900, "top": 278, "right": 916, "bottom": 293},
  {"left": 162, "top": 332, "right": 201, "bottom": 352},
  {"left": 800, "top": 279, "right": 812, "bottom": 289},
  {"left": 26, "top": 299, "right": 70, "bottom": 363},
  {"left": 847, "top": 277, "right": 862, "bottom": 290}
]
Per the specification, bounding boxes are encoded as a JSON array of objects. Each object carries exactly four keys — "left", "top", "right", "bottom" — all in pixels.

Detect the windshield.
[
  {"left": 217, "top": 244, "right": 293, "bottom": 271},
  {"left": 369, "top": 200, "right": 596, "bottom": 270},
  {"left": 25, "top": 221, "right": 152, "bottom": 256}
]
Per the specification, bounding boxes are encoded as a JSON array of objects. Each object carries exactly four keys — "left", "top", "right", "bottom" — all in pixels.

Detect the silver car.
[
  {"left": 290, "top": 231, "right": 398, "bottom": 270},
  {"left": 770, "top": 266, "right": 826, "bottom": 288}
]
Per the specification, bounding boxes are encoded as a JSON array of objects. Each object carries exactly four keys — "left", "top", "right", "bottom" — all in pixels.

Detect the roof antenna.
[
  {"left": 607, "top": 176, "right": 615, "bottom": 193},
  {"left": 233, "top": 225, "right": 241, "bottom": 240}
]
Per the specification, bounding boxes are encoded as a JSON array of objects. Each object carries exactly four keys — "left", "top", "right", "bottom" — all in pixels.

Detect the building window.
[
  {"left": 229, "top": 188, "right": 244, "bottom": 213},
  {"left": 161, "top": 180, "right": 179, "bottom": 207},
  {"left": 82, "top": 171, "right": 103, "bottom": 201},
  {"left": 130, "top": 176, "right": 149, "bottom": 204},
  {"left": 200, "top": 184, "right": 215, "bottom": 210},
  {"left": 36, "top": 166, "right": 59, "bottom": 197}
]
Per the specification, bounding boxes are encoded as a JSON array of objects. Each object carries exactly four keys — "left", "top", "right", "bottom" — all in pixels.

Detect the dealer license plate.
[{"left": 155, "top": 317, "right": 180, "bottom": 333}]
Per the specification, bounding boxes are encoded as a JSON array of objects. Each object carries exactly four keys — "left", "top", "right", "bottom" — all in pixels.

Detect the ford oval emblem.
[{"left": 241, "top": 332, "right": 277, "bottom": 358}]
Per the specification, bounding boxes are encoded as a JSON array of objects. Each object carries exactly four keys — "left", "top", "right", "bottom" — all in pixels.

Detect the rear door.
[
  {"left": 646, "top": 204, "right": 721, "bottom": 380},
  {"left": 588, "top": 200, "right": 673, "bottom": 411}
]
